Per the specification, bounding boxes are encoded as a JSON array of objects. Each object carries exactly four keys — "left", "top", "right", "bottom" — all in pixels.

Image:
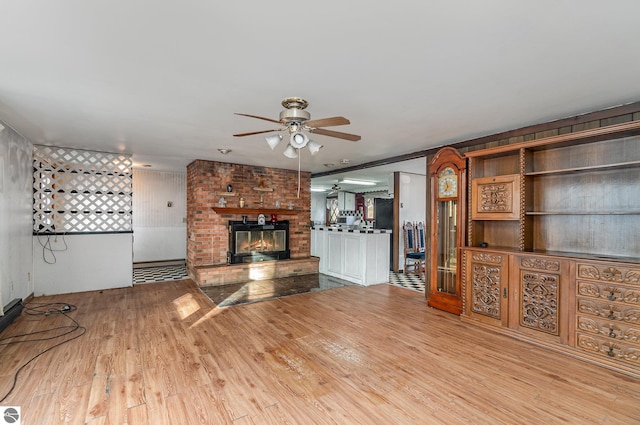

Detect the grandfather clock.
[{"left": 428, "top": 147, "right": 466, "bottom": 315}]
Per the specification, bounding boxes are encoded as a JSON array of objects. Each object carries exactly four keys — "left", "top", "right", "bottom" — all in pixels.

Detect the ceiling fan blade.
[
  {"left": 235, "top": 113, "right": 282, "bottom": 124},
  {"left": 234, "top": 129, "right": 282, "bottom": 137},
  {"left": 310, "top": 128, "right": 361, "bottom": 141},
  {"left": 305, "top": 116, "right": 350, "bottom": 128}
]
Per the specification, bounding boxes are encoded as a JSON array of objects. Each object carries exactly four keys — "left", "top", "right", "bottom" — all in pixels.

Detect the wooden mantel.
[{"left": 211, "top": 207, "right": 308, "bottom": 215}]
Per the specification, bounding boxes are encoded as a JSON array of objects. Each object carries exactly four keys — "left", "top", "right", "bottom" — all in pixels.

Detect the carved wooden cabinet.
[
  {"left": 463, "top": 249, "right": 570, "bottom": 345},
  {"left": 471, "top": 174, "right": 520, "bottom": 220},
  {"left": 575, "top": 261, "right": 640, "bottom": 371},
  {"left": 463, "top": 248, "right": 508, "bottom": 327},
  {"left": 510, "top": 253, "right": 570, "bottom": 345}
]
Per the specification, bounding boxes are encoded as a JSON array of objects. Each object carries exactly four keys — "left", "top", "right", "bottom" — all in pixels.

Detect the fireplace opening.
[{"left": 228, "top": 220, "right": 290, "bottom": 264}]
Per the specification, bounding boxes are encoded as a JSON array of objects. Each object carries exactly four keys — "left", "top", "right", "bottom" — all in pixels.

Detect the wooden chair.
[{"left": 403, "top": 221, "right": 426, "bottom": 278}]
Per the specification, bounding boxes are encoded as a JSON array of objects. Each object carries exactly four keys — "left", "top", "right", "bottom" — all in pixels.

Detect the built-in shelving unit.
[{"left": 460, "top": 120, "right": 640, "bottom": 377}]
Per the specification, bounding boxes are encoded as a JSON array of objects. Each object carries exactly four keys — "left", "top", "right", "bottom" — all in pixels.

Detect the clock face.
[{"left": 438, "top": 168, "right": 458, "bottom": 197}]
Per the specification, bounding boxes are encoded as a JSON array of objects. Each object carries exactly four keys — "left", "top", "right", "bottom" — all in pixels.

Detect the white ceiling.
[{"left": 1, "top": 1, "right": 639, "bottom": 191}]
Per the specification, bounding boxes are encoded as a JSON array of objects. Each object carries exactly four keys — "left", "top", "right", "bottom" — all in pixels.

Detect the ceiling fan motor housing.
[{"left": 279, "top": 108, "right": 310, "bottom": 123}]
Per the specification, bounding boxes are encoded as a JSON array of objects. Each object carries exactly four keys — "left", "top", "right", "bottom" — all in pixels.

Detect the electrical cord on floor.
[
  {"left": 36, "top": 233, "right": 68, "bottom": 264},
  {"left": 0, "top": 302, "right": 86, "bottom": 403}
]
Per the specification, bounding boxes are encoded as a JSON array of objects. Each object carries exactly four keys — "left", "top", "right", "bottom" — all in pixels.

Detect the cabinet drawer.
[
  {"left": 577, "top": 314, "right": 640, "bottom": 348},
  {"left": 576, "top": 333, "right": 640, "bottom": 368},
  {"left": 577, "top": 297, "right": 640, "bottom": 322},
  {"left": 577, "top": 280, "right": 640, "bottom": 306},
  {"left": 577, "top": 262, "right": 640, "bottom": 286}
]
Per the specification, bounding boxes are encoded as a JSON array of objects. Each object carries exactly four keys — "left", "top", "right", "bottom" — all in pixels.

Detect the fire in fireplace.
[{"left": 228, "top": 220, "right": 290, "bottom": 263}]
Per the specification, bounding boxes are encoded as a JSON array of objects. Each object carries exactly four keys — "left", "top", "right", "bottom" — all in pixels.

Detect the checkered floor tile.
[
  {"left": 388, "top": 272, "right": 425, "bottom": 293},
  {"left": 133, "top": 264, "right": 189, "bottom": 283},
  {"left": 133, "top": 264, "right": 425, "bottom": 293}
]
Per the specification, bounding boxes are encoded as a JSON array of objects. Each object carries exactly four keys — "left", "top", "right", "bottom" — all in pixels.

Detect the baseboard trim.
[{"left": 0, "top": 298, "right": 24, "bottom": 334}]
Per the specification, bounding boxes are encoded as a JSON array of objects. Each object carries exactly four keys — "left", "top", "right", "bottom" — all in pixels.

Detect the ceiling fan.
[{"left": 234, "top": 97, "right": 361, "bottom": 158}]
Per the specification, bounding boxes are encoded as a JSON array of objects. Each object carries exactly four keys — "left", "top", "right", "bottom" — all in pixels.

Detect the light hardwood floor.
[{"left": 0, "top": 280, "right": 638, "bottom": 424}]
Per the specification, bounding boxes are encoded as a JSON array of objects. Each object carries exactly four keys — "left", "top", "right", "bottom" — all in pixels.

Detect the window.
[
  {"left": 366, "top": 197, "right": 374, "bottom": 220},
  {"left": 33, "top": 146, "right": 133, "bottom": 233},
  {"left": 328, "top": 198, "right": 339, "bottom": 224}
]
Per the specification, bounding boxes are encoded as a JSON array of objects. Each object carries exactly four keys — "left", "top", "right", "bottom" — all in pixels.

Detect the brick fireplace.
[{"left": 186, "top": 160, "right": 318, "bottom": 286}]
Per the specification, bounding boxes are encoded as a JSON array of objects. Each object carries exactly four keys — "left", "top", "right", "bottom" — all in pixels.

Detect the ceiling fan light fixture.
[
  {"left": 283, "top": 144, "right": 298, "bottom": 159},
  {"left": 307, "top": 140, "right": 323, "bottom": 155},
  {"left": 265, "top": 134, "right": 282, "bottom": 150},
  {"left": 289, "top": 132, "right": 309, "bottom": 149}
]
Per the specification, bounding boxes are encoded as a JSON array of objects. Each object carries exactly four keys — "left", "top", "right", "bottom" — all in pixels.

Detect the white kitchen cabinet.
[
  {"left": 337, "top": 191, "right": 356, "bottom": 211},
  {"left": 311, "top": 227, "right": 390, "bottom": 285}
]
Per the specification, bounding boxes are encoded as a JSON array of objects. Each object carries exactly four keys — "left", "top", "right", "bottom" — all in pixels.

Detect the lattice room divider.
[{"left": 33, "top": 146, "right": 133, "bottom": 233}]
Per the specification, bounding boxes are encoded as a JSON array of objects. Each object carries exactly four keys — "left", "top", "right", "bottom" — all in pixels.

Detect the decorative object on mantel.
[
  {"left": 288, "top": 201, "right": 294, "bottom": 210},
  {"left": 234, "top": 97, "right": 361, "bottom": 198},
  {"left": 239, "top": 197, "right": 245, "bottom": 208},
  {"left": 253, "top": 178, "right": 274, "bottom": 192},
  {"left": 218, "top": 197, "right": 227, "bottom": 208},
  {"left": 226, "top": 184, "right": 233, "bottom": 192},
  {"left": 257, "top": 214, "right": 266, "bottom": 225}
]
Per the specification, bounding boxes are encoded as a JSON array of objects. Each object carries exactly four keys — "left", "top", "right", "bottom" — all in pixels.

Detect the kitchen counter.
[{"left": 311, "top": 227, "right": 391, "bottom": 285}]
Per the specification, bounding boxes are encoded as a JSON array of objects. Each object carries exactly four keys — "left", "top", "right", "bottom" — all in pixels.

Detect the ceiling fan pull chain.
[{"left": 297, "top": 152, "right": 301, "bottom": 198}]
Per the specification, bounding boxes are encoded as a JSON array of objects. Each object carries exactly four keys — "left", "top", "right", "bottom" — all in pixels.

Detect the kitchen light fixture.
[
  {"left": 218, "top": 148, "right": 232, "bottom": 155},
  {"left": 310, "top": 187, "right": 327, "bottom": 192},
  {"left": 340, "top": 178, "right": 376, "bottom": 186}
]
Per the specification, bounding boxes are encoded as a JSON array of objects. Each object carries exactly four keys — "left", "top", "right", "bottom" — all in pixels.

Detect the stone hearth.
[{"left": 192, "top": 257, "right": 319, "bottom": 287}]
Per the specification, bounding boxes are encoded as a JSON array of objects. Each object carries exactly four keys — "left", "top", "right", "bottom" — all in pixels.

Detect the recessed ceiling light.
[
  {"left": 323, "top": 163, "right": 335, "bottom": 167},
  {"left": 218, "top": 148, "right": 232, "bottom": 155},
  {"left": 142, "top": 164, "right": 152, "bottom": 168},
  {"left": 340, "top": 158, "right": 350, "bottom": 164}
]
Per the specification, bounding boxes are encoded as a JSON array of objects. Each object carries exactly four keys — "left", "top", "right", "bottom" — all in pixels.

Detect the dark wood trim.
[
  {"left": 455, "top": 101, "right": 640, "bottom": 150},
  {"left": 212, "top": 207, "right": 306, "bottom": 215},
  {"left": 311, "top": 150, "right": 429, "bottom": 178},
  {"left": 392, "top": 171, "right": 400, "bottom": 273},
  {"left": 311, "top": 101, "right": 640, "bottom": 178},
  {"left": 464, "top": 120, "right": 640, "bottom": 157}
]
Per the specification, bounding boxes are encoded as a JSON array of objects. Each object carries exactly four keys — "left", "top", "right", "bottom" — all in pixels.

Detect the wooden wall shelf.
[{"left": 211, "top": 207, "right": 306, "bottom": 215}]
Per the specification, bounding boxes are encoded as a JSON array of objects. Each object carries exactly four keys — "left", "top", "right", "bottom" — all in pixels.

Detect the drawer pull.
[
  {"left": 607, "top": 347, "right": 615, "bottom": 357},
  {"left": 608, "top": 292, "right": 616, "bottom": 301},
  {"left": 608, "top": 329, "right": 617, "bottom": 338},
  {"left": 503, "top": 288, "right": 507, "bottom": 299},
  {"left": 608, "top": 310, "right": 615, "bottom": 319}
]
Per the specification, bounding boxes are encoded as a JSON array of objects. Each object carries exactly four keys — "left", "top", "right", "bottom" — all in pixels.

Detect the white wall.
[
  {"left": 0, "top": 124, "right": 34, "bottom": 310},
  {"left": 132, "top": 169, "right": 186, "bottom": 263},
  {"left": 398, "top": 172, "right": 426, "bottom": 270},
  {"left": 33, "top": 233, "right": 132, "bottom": 296}
]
